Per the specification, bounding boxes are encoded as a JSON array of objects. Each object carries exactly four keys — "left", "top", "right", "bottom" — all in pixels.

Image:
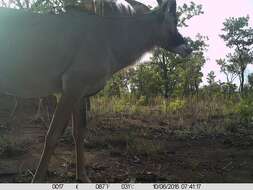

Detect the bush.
[
  {"left": 160, "top": 98, "right": 186, "bottom": 113},
  {"left": 236, "top": 97, "right": 253, "bottom": 127}
]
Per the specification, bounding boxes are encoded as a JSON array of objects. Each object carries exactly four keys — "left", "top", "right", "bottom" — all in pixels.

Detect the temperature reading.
[{"left": 121, "top": 183, "right": 135, "bottom": 189}]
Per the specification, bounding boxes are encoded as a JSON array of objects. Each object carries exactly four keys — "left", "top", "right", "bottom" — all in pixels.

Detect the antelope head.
[{"left": 156, "top": 0, "right": 192, "bottom": 56}]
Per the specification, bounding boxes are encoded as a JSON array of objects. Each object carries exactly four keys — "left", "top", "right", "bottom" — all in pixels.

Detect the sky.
[{"left": 138, "top": 0, "right": 253, "bottom": 85}]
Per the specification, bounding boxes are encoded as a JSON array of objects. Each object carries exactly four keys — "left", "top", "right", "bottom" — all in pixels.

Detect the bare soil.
[{"left": 0, "top": 96, "right": 253, "bottom": 183}]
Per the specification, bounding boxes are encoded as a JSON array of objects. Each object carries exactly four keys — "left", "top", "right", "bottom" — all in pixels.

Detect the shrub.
[
  {"left": 165, "top": 98, "right": 186, "bottom": 113},
  {"left": 236, "top": 97, "right": 253, "bottom": 127}
]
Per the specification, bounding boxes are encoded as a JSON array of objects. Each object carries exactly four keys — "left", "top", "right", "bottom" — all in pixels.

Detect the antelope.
[{"left": 0, "top": 0, "right": 191, "bottom": 182}]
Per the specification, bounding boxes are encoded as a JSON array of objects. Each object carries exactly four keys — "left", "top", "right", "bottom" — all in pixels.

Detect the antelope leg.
[
  {"left": 32, "top": 93, "right": 77, "bottom": 182},
  {"left": 72, "top": 97, "right": 90, "bottom": 182}
]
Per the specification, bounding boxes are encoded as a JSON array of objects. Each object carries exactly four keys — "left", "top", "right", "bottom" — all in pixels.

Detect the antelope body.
[{"left": 0, "top": 0, "right": 191, "bottom": 182}]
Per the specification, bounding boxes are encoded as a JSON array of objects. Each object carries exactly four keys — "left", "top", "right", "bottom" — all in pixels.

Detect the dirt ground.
[{"left": 0, "top": 96, "right": 253, "bottom": 183}]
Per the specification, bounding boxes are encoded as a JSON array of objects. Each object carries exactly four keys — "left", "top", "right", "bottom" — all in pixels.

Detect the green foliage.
[
  {"left": 151, "top": 49, "right": 180, "bottom": 98},
  {"left": 145, "top": 96, "right": 186, "bottom": 114},
  {"left": 135, "top": 96, "right": 148, "bottom": 106},
  {"left": 165, "top": 98, "right": 186, "bottom": 112},
  {"left": 100, "top": 70, "right": 130, "bottom": 97},
  {"left": 236, "top": 96, "right": 253, "bottom": 127},
  {"left": 113, "top": 96, "right": 131, "bottom": 113},
  {"left": 219, "top": 82, "right": 237, "bottom": 96},
  {"left": 216, "top": 58, "right": 238, "bottom": 84},
  {"left": 220, "top": 16, "right": 253, "bottom": 49},
  {"left": 206, "top": 71, "right": 216, "bottom": 85},
  {"left": 129, "top": 64, "right": 163, "bottom": 99},
  {"left": 177, "top": 1, "right": 204, "bottom": 27},
  {"left": 177, "top": 43, "right": 206, "bottom": 96},
  {"left": 220, "top": 16, "right": 253, "bottom": 93}
]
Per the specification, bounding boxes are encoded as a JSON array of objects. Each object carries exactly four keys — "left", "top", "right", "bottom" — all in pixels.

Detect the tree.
[
  {"left": 216, "top": 58, "right": 238, "bottom": 84},
  {"left": 220, "top": 16, "right": 253, "bottom": 94},
  {"left": 129, "top": 63, "right": 163, "bottom": 98},
  {"left": 151, "top": 49, "right": 180, "bottom": 98},
  {"left": 177, "top": 1, "right": 203, "bottom": 27},
  {"left": 218, "top": 81, "right": 237, "bottom": 96},
  {"left": 207, "top": 71, "right": 216, "bottom": 86},
  {"left": 216, "top": 59, "right": 238, "bottom": 96},
  {"left": 178, "top": 35, "right": 207, "bottom": 96}
]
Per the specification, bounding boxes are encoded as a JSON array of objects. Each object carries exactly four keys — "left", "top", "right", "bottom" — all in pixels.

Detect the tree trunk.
[
  {"left": 160, "top": 53, "right": 169, "bottom": 99},
  {"left": 240, "top": 67, "right": 245, "bottom": 95},
  {"left": 194, "top": 80, "right": 199, "bottom": 96}
]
